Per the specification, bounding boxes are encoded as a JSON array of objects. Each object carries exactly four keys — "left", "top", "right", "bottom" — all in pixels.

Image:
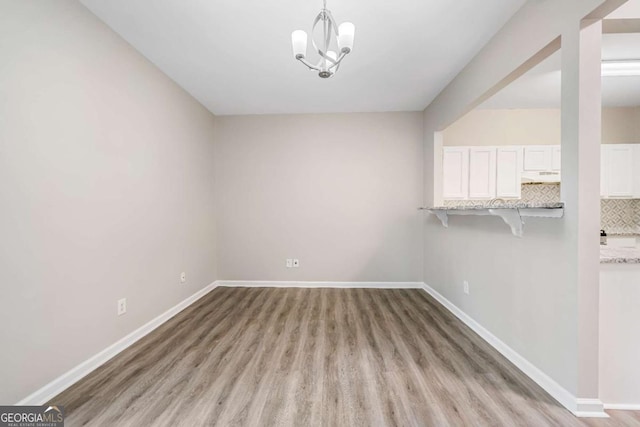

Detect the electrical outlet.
[
  {"left": 180, "top": 272, "right": 186, "bottom": 283},
  {"left": 117, "top": 298, "right": 127, "bottom": 316},
  {"left": 286, "top": 259, "right": 293, "bottom": 268},
  {"left": 293, "top": 259, "right": 300, "bottom": 268},
  {"left": 463, "top": 281, "right": 470, "bottom": 295}
]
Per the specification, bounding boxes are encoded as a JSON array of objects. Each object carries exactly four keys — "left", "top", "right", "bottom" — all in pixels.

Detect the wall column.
[{"left": 561, "top": 19, "right": 603, "bottom": 410}]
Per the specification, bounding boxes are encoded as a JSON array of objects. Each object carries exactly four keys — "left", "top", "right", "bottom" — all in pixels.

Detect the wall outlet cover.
[
  {"left": 293, "top": 259, "right": 300, "bottom": 268},
  {"left": 180, "top": 272, "right": 186, "bottom": 283},
  {"left": 117, "top": 298, "right": 127, "bottom": 316},
  {"left": 286, "top": 259, "right": 293, "bottom": 268}
]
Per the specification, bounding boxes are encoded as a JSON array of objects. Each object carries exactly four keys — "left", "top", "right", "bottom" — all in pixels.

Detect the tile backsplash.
[
  {"left": 521, "top": 184, "right": 561, "bottom": 204},
  {"left": 601, "top": 199, "right": 640, "bottom": 235}
]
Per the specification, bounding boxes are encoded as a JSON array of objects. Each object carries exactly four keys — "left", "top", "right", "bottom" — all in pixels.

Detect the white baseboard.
[
  {"left": 421, "top": 283, "right": 608, "bottom": 419},
  {"left": 16, "top": 282, "right": 217, "bottom": 406},
  {"left": 604, "top": 403, "right": 640, "bottom": 411},
  {"left": 216, "top": 280, "right": 424, "bottom": 289},
  {"left": 574, "top": 399, "right": 610, "bottom": 418}
]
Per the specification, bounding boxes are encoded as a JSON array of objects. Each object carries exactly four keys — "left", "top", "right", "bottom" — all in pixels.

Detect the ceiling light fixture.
[
  {"left": 602, "top": 60, "right": 640, "bottom": 77},
  {"left": 291, "top": 0, "right": 355, "bottom": 78}
]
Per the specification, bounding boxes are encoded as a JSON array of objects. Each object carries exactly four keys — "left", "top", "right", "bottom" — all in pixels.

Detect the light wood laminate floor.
[{"left": 52, "top": 288, "right": 640, "bottom": 426}]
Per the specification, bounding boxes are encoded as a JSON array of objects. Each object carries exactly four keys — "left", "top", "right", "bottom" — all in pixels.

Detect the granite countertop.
[
  {"left": 428, "top": 202, "right": 564, "bottom": 211},
  {"left": 600, "top": 246, "right": 640, "bottom": 264}
]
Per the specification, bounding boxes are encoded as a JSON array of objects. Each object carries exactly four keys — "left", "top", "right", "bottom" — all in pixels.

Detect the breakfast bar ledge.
[{"left": 420, "top": 203, "right": 565, "bottom": 237}]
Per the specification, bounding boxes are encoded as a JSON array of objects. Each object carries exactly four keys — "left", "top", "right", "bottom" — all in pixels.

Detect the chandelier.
[{"left": 291, "top": 0, "right": 355, "bottom": 78}]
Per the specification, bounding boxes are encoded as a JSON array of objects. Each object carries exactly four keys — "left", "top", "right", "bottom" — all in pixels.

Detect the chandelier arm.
[
  {"left": 327, "top": 51, "right": 347, "bottom": 70},
  {"left": 297, "top": 56, "right": 322, "bottom": 71},
  {"left": 327, "top": 52, "right": 348, "bottom": 73}
]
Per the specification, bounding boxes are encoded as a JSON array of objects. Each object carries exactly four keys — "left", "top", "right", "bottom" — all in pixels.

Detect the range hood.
[{"left": 521, "top": 171, "right": 561, "bottom": 184}]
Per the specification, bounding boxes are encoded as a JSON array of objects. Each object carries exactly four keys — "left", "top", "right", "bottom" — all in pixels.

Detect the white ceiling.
[
  {"left": 481, "top": 0, "right": 640, "bottom": 110},
  {"left": 80, "top": 0, "right": 526, "bottom": 115}
]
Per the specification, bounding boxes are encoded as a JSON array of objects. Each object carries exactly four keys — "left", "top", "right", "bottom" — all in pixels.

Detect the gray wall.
[
  {"left": 215, "top": 113, "right": 424, "bottom": 282},
  {"left": 0, "top": 1, "right": 218, "bottom": 403},
  {"left": 423, "top": 217, "right": 575, "bottom": 389}
]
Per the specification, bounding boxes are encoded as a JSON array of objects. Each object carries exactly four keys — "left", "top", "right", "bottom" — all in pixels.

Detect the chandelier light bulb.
[
  {"left": 291, "top": 30, "right": 308, "bottom": 59},
  {"left": 338, "top": 22, "right": 355, "bottom": 53}
]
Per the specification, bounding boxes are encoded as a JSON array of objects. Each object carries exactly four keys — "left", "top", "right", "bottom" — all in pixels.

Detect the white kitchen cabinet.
[
  {"left": 551, "top": 146, "right": 561, "bottom": 171},
  {"left": 523, "top": 145, "right": 561, "bottom": 172},
  {"left": 633, "top": 145, "right": 640, "bottom": 199},
  {"left": 442, "top": 144, "right": 561, "bottom": 201},
  {"left": 496, "top": 147, "right": 523, "bottom": 198},
  {"left": 443, "top": 147, "right": 469, "bottom": 199},
  {"left": 601, "top": 146, "right": 609, "bottom": 197},
  {"left": 602, "top": 145, "right": 634, "bottom": 197},
  {"left": 468, "top": 147, "right": 496, "bottom": 199},
  {"left": 523, "top": 146, "right": 553, "bottom": 171}
]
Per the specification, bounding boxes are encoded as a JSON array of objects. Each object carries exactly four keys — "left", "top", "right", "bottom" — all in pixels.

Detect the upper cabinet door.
[
  {"left": 523, "top": 146, "right": 553, "bottom": 171},
  {"left": 551, "top": 146, "right": 561, "bottom": 171},
  {"left": 601, "top": 146, "right": 609, "bottom": 197},
  {"left": 468, "top": 148, "right": 497, "bottom": 199},
  {"left": 496, "top": 147, "right": 523, "bottom": 198},
  {"left": 443, "top": 147, "right": 469, "bottom": 200},
  {"left": 633, "top": 145, "right": 640, "bottom": 199},
  {"left": 605, "top": 145, "right": 634, "bottom": 197}
]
